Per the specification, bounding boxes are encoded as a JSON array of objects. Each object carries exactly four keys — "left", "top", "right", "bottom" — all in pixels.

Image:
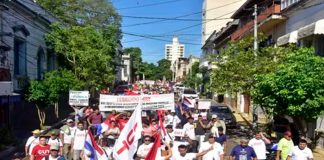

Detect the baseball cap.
[
  {"left": 50, "top": 130, "right": 58, "bottom": 135},
  {"left": 67, "top": 119, "right": 74, "bottom": 123},
  {"left": 50, "top": 145, "right": 59, "bottom": 151},
  {"left": 208, "top": 133, "right": 215, "bottom": 138},
  {"left": 32, "top": 129, "right": 41, "bottom": 134},
  {"left": 166, "top": 125, "right": 173, "bottom": 129},
  {"left": 212, "top": 115, "right": 218, "bottom": 119}
]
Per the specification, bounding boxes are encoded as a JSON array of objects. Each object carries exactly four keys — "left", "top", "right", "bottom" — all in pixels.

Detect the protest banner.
[
  {"left": 173, "top": 129, "right": 184, "bottom": 137},
  {"left": 69, "top": 90, "right": 89, "bottom": 106},
  {"left": 198, "top": 101, "right": 211, "bottom": 110},
  {"left": 99, "top": 94, "right": 174, "bottom": 111}
]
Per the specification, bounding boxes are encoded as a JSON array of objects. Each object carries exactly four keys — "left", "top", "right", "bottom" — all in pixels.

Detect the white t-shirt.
[
  {"left": 47, "top": 138, "right": 63, "bottom": 147},
  {"left": 183, "top": 123, "right": 196, "bottom": 140},
  {"left": 173, "top": 116, "right": 181, "bottom": 129},
  {"left": 288, "top": 146, "right": 313, "bottom": 160},
  {"left": 72, "top": 128, "right": 86, "bottom": 150},
  {"left": 248, "top": 138, "right": 267, "bottom": 159},
  {"left": 171, "top": 153, "right": 196, "bottom": 160},
  {"left": 199, "top": 142, "right": 224, "bottom": 160},
  {"left": 165, "top": 132, "right": 175, "bottom": 143},
  {"left": 172, "top": 141, "right": 189, "bottom": 158},
  {"left": 137, "top": 143, "right": 153, "bottom": 160},
  {"left": 60, "top": 126, "right": 76, "bottom": 144},
  {"left": 165, "top": 115, "right": 174, "bottom": 125},
  {"left": 25, "top": 136, "right": 39, "bottom": 155}
]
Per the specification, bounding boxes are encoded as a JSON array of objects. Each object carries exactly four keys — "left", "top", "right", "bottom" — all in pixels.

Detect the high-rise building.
[
  {"left": 165, "top": 37, "right": 185, "bottom": 63},
  {"left": 202, "top": 0, "right": 246, "bottom": 44}
]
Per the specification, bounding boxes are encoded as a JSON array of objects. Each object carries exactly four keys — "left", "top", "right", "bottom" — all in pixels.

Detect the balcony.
[{"left": 231, "top": 4, "right": 282, "bottom": 41}]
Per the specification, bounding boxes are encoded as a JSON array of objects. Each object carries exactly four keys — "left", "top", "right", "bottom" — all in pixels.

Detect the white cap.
[
  {"left": 212, "top": 115, "right": 218, "bottom": 119},
  {"left": 67, "top": 119, "right": 74, "bottom": 123}
]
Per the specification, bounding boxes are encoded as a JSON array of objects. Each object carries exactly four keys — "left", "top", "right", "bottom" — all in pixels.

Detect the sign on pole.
[
  {"left": 69, "top": 91, "right": 89, "bottom": 106},
  {"left": 99, "top": 94, "right": 174, "bottom": 111},
  {"left": 198, "top": 101, "right": 211, "bottom": 110}
]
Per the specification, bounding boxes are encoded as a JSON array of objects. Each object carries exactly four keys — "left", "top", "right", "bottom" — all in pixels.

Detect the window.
[
  {"left": 281, "top": 0, "right": 300, "bottom": 10},
  {"left": 37, "top": 47, "right": 45, "bottom": 80},
  {"left": 14, "top": 38, "right": 26, "bottom": 76},
  {"left": 47, "top": 51, "right": 55, "bottom": 71}
]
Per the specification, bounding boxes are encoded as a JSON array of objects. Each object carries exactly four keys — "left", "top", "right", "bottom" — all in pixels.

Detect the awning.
[
  {"left": 277, "top": 30, "right": 298, "bottom": 46},
  {"left": 298, "top": 19, "right": 324, "bottom": 39}
]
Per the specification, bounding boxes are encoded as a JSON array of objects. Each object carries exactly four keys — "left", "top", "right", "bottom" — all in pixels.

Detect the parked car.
[
  {"left": 208, "top": 102, "right": 237, "bottom": 127},
  {"left": 180, "top": 88, "right": 199, "bottom": 103}
]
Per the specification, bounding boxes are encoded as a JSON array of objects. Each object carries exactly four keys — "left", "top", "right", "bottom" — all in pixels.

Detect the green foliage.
[
  {"left": 45, "top": 25, "right": 116, "bottom": 88},
  {"left": 183, "top": 62, "right": 202, "bottom": 89},
  {"left": 157, "top": 59, "right": 172, "bottom": 80},
  {"left": 124, "top": 47, "right": 143, "bottom": 78},
  {"left": 27, "top": 70, "right": 83, "bottom": 106},
  {"left": 37, "top": 0, "right": 121, "bottom": 28},
  {"left": 209, "top": 37, "right": 278, "bottom": 95},
  {"left": 253, "top": 47, "right": 324, "bottom": 119}
]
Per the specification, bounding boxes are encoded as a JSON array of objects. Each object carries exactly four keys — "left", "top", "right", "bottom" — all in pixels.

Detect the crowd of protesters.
[
  {"left": 22, "top": 104, "right": 314, "bottom": 160},
  {"left": 20, "top": 82, "right": 314, "bottom": 160}
]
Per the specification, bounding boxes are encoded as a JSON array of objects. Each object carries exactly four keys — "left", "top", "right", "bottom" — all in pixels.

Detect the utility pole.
[{"left": 252, "top": 4, "right": 258, "bottom": 129}]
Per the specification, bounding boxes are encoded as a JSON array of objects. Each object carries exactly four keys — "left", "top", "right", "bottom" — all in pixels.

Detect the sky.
[{"left": 111, "top": 0, "right": 203, "bottom": 63}]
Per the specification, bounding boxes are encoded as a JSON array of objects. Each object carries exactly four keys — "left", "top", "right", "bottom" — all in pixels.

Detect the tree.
[
  {"left": 37, "top": 0, "right": 121, "bottom": 29},
  {"left": 124, "top": 47, "right": 142, "bottom": 80},
  {"left": 183, "top": 62, "right": 201, "bottom": 89},
  {"left": 209, "top": 37, "right": 278, "bottom": 95},
  {"left": 252, "top": 47, "right": 324, "bottom": 120},
  {"left": 157, "top": 59, "right": 172, "bottom": 80},
  {"left": 27, "top": 70, "right": 83, "bottom": 128},
  {"left": 45, "top": 25, "right": 116, "bottom": 88}
]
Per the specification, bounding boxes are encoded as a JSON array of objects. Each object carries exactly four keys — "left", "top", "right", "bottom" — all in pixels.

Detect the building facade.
[
  {"left": 165, "top": 36, "right": 184, "bottom": 64},
  {"left": 0, "top": 0, "right": 56, "bottom": 131},
  {"left": 120, "top": 54, "right": 132, "bottom": 82},
  {"left": 201, "top": 0, "right": 246, "bottom": 44}
]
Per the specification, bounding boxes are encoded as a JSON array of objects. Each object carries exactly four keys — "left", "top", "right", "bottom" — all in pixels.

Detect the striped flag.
[
  {"left": 84, "top": 129, "right": 107, "bottom": 160},
  {"left": 93, "top": 118, "right": 110, "bottom": 136},
  {"left": 145, "top": 133, "right": 162, "bottom": 160}
]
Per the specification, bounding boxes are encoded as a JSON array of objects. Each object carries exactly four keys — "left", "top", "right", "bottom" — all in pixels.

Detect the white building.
[
  {"left": 201, "top": 0, "right": 246, "bottom": 44},
  {"left": 120, "top": 54, "right": 132, "bottom": 82},
  {"left": 165, "top": 37, "right": 184, "bottom": 64}
]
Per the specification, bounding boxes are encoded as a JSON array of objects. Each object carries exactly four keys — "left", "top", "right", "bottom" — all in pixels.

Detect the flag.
[
  {"left": 157, "top": 110, "right": 167, "bottom": 139},
  {"left": 84, "top": 129, "right": 107, "bottom": 160},
  {"left": 93, "top": 118, "right": 110, "bottom": 136},
  {"left": 113, "top": 104, "right": 143, "bottom": 160},
  {"left": 145, "top": 133, "right": 161, "bottom": 160}
]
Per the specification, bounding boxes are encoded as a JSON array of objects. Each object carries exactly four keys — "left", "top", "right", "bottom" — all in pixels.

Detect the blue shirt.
[
  {"left": 230, "top": 145, "right": 256, "bottom": 160},
  {"left": 215, "top": 134, "right": 227, "bottom": 145}
]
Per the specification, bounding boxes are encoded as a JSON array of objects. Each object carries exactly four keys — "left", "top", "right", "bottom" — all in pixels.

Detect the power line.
[
  {"left": 123, "top": 0, "right": 243, "bottom": 27},
  {"left": 121, "top": 15, "right": 231, "bottom": 21},
  {"left": 116, "top": 0, "right": 184, "bottom": 10}
]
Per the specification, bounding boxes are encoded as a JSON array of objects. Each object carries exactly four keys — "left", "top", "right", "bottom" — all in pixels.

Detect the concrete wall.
[{"left": 202, "top": 0, "right": 246, "bottom": 44}]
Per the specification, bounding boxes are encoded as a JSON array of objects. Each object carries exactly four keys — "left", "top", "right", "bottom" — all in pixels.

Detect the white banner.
[
  {"left": 99, "top": 94, "right": 174, "bottom": 111},
  {"left": 193, "top": 112, "right": 207, "bottom": 120},
  {"left": 198, "top": 101, "right": 211, "bottom": 110},
  {"left": 113, "top": 105, "right": 142, "bottom": 160},
  {"left": 173, "top": 129, "right": 184, "bottom": 137},
  {"left": 69, "top": 90, "right": 89, "bottom": 106}
]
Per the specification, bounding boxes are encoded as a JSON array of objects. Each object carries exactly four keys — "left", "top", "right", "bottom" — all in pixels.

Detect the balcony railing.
[{"left": 231, "top": 3, "right": 281, "bottom": 40}]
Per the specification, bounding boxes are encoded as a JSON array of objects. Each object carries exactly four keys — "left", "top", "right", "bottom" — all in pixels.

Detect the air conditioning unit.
[{"left": 0, "top": 81, "right": 13, "bottom": 95}]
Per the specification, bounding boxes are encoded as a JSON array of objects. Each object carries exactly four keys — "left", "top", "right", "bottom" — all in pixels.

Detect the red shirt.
[
  {"left": 88, "top": 113, "right": 103, "bottom": 125},
  {"left": 118, "top": 119, "right": 128, "bottom": 131},
  {"left": 31, "top": 144, "right": 50, "bottom": 160}
]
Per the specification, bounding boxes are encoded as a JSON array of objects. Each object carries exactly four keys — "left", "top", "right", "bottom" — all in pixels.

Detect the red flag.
[
  {"left": 158, "top": 110, "right": 167, "bottom": 138},
  {"left": 145, "top": 133, "right": 161, "bottom": 160}
]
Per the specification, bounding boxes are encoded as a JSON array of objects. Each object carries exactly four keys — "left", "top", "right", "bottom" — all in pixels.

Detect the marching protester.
[
  {"left": 195, "top": 114, "right": 207, "bottom": 149},
  {"left": 25, "top": 129, "right": 41, "bottom": 157},
  {"left": 136, "top": 136, "right": 154, "bottom": 160},
  {"left": 216, "top": 127, "right": 227, "bottom": 153},
  {"left": 199, "top": 133, "right": 224, "bottom": 160},
  {"left": 287, "top": 139, "right": 313, "bottom": 160},
  {"left": 30, "top": 136, "right": 51, "bottom": 160},
  {"left": 47, "top": 131, "right": 63, "bottom": 155},
  {"left": 59, "top": 119, "right": 75, "bottom": 160},
  {"left": 230, "top": 138, "right": 257, "bottom": 160},
  {"left": 87, "top": 108, "right": 103, "bottom": 126},
  {"left": 41, "top": 145, "right": 65, "bottom": 160},
  {"left": 248, "top": 131, "right": 271, "bottom": 160},
  {"left": 105, "top": 120, "right": 120, "bottom": 140},
  {"left": 164, "top": 125, "right": 175, "bottom": 143},
  {"left": 183, "top": 116, "right": 198, "bottom": 152},
  {"left": 171, "top": 144, "right": 213, "bottom": 160},
  {"left": 71, "top": 122, "right": 86, "bottom": 160},
  {"left": 276, "top": 131, "right": 294, "bottom": 160}
]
